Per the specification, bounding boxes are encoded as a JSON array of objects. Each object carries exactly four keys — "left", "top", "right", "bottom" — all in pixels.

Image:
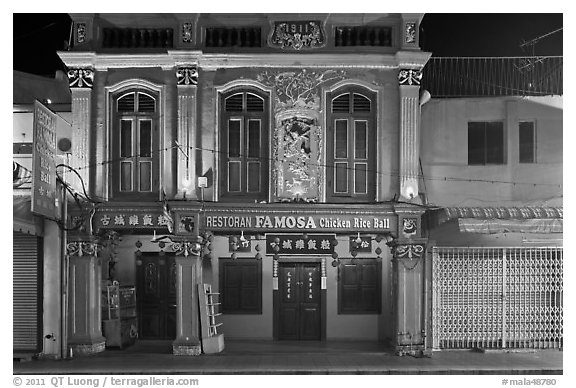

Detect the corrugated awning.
[
  {"left": 459, "top": 218, "right": 562, "bottom": 234},
  {"left": 427, "top": 206, "right": 563, "bottom": 235},
  {"left": 445, "top": 206, "right": 563, "bottom": 220}
]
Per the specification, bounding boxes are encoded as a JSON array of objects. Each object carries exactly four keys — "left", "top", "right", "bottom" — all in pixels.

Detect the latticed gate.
[{"left": 432, "top": 247, "right": 563, "bottom": 350}]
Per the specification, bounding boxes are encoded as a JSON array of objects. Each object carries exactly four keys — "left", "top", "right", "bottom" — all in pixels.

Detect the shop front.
[{"left": 69, "top": 201, "right": 433, "bottom": 355}]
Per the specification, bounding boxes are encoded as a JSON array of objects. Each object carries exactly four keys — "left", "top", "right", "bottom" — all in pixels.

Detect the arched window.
[
  {"left": 326, "top": 86, "right": 376, "bottom": 202},
  {"left": 220, "top": 89, "right": 269, "bottom": 200},
  {"left": 112, "top": 89, "right": 160, "bottom": 199}
]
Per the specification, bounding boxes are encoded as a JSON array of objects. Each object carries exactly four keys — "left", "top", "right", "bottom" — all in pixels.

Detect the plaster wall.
[{"left": 420, "top": 96, "right": 562, "bottom": 207}]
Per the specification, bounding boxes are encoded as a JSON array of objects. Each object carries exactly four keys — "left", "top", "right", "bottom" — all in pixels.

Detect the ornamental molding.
[
  {"left": 171, "top": 241, "right": 201, "bottom": 257},
  {"left": 394, "top": 244, "right": 425, "bottom": 259},
  {"left": 66, "top": 241, "right": 102, "bottom": 257},
  {"left": 176, "top": 66, "right": 198, "bottom": 86},
  {"left": 59, "top": 51, "right": 404, "bottom": 71},
  {"left": 68, "top": 68, "right": 94, "bottom": 88},
  {"left": 398, "top": 68, "right": 422, "bottom": 86},
  {"left": 268, "top": 20, "right": 326, "bottom": 51}
]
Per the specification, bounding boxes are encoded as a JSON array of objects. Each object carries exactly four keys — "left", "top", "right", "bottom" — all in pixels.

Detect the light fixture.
[
  {"left": 239, "top": 230, "right": 247, "bottom": 243},
  {"left": 355, "top": 232, "right": 362, "bottom": 245}
]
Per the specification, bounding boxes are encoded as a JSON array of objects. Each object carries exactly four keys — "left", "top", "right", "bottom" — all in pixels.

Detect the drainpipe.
[{"left": 60, "top": 182, "right": 69, "bottom": 359}]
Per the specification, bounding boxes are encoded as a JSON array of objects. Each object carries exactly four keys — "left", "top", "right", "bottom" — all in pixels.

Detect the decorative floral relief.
[
  {"left": 257, "top": 69, "right": 345, "bottom": 112},
  {"left": 405, "top": 22, "right": 416, "bottom": 44}
]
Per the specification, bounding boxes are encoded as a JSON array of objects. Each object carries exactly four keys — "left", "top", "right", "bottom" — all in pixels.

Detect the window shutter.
[
  {"left": 225, "top": 93, "right": 244, "bottom": 112},
  {"left": 332, "top": 93, "right": 350, "bottom": 113},
  {"left": 353, "top": 93, "right": 371, "bottom": 112},
  {"left": 117, "top": 93, "right": 136, "bottom": 112},
  {"left": 138, "top": 93, "right": 156, "bottom": 112},
  {"left": 246, "top": 93, "right": 264, "bottom": 112}
]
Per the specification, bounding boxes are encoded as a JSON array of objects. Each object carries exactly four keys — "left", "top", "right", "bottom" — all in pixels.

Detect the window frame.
[
  {"left": 326, "top": 87, "right": 376, "bottom": 202},
  {"left": 519, "top": 120, "right": 536, "bottom": 164},
  {"left": 467, "top": 121, "right": 506, "bottom": 165},
  {"left": 219, "top": 89, "right": 269, "bottom": 201},
  {"left": 111, "top": 89, "right": 160, "bottom": 200},
  {"left": 218, "top": 258, "right": 263, "bottom": 315},
  {"left": 337, "top": 258, "right": 382, "bottom": 315}
]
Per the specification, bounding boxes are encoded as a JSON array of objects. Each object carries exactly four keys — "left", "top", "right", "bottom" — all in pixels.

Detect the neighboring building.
[
  {"left": 16, "top": 14, "right": 561, "bottom": 360},
  {"left": 421, "top": 57, "right": 563, "bottom": 350},
  {"left": 13, "top": 70, "right": 71, "bottom": 358}
]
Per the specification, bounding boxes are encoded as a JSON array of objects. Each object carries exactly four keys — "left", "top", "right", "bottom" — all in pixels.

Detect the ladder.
[{"left": 198, "top": 284, "right": 225, "bottom": 354}]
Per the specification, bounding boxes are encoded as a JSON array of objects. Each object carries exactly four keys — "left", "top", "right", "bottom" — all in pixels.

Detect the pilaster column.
[
  {"left": 66, "top": 239, "right": 105, "bottom": 356},
  {"left": 67, "top": 68, "right": 94, "bottom": 195},
  {"left": 398, "top": 68, "right": 422, "bottom": 200},
  {"left": 391, "top": 205, "right": 432, "bottom": 356},
  {"left": 171, "top": 241, "right": 202, "bottom": 355},
  {"left": 176, "top": 65, "right": 198, "bottom": 199}
]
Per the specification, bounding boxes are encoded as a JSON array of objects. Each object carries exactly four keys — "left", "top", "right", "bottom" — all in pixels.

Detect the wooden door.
[
  {"left": 136, "top": 254, "right": 176, "bottom": 339},
  {"left": 278, "top": 262, "right": 321, "bottom": 340}
]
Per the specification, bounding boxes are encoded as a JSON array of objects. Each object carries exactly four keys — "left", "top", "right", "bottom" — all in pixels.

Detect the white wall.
[{"left": 420, "top": 96, "right": 563, "bottom": 207}]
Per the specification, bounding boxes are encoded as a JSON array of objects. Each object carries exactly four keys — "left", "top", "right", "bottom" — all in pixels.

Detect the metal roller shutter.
[{"left": 13, "top": 231, "right": 42, "bottom": 353}]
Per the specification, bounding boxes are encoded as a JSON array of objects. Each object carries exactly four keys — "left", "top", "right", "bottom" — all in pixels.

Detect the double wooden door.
[
  {"left": 136, "top": 254, "right": 176, "bottom": 339},
  {"left": 278, "top": 262, "right": 322, "bottom": 340}
]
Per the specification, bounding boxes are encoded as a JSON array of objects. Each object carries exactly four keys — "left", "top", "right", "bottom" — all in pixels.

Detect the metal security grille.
[
  {"left": 432, "top": 247, "right": 563, "bottom": 350},
  {"left": 13, "top": 232, "right": 42, "bottom": 352}
]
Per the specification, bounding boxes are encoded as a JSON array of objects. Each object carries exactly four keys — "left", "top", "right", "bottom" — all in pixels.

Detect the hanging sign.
[
  {"left": 31, "top": 100, "right": 58, "bottom": 218},
  {"left": 266, "top": 233, "right": 335, "bottom": 255},
  {"left": 92, "top": 209, "right": 170, "bottom": 231}
]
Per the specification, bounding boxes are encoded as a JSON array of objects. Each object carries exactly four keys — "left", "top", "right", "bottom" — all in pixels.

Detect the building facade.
[
  {"left": 17, "top": 14, "right": 561, "bottom": 360},
  {"left": 13, "top": 71, "right": 72, "bottom": 357},
  {"left": 54, "top": 13, "right": 432, "bottom": 357}
]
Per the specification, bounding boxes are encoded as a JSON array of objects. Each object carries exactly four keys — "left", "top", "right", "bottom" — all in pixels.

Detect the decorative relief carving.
[
  {"left": 257, "top": 69, "right": 345, "bottom": 202},
  {"left": 394, "top": 244, "right": 425, "bottom": 259},
  {"left": 176, "top": 66, "right": 198, "bottom": 86},
  {"left": 269, "top": 20, "right": 325, "bottom": 50},
  {"left": 402, "top": 218, "right": 418, "bottom": 236},
  {"left": 66, "top": 241, "right": 102, "bottom": 257},
  {"left": 68, "top": 68, "right": 94, "bottom": 88},
  {"left": 398, "top": 69, "right": 422, "bottom": 86},
  {"left": 76, "top": 23, "right": 87, "bottom": 43},
  {"left": 182, "top": 22, "right": 193, "bottom": 43},
  {"left": 405, "top": 22, "right": 416, "bottom": 44}
]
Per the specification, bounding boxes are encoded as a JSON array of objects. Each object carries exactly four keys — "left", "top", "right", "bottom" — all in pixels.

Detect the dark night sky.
[{"left": 12, "top": 13, "right": 563, "bottom": 77}]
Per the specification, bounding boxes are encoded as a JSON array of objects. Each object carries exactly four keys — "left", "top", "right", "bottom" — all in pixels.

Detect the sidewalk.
[{"left": 13, "top": 340, "right": 563, "bottom": 375}]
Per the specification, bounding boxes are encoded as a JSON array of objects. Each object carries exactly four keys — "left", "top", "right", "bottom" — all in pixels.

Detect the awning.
[
  {"left": 426, "top": 206, "right": 563, "bottom": 240},
  {"left": 458, "top": 218, "right": 562, "bottom": 234},
  {"left": 444, "top": 207, "right": 563, "bottom": 220},
  {"left": 13, "top": 196, "right": 43, "bottom": 236}
]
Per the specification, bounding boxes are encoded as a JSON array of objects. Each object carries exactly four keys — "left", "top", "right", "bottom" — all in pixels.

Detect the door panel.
[
  {"left": 278, "top": 262, "right": 321, "bottom": 340},
  {"left": 136, "top": 255, "right": 176, "bottom": 339}
]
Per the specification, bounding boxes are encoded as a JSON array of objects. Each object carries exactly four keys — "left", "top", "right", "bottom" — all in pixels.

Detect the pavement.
[{"left": 13, "top": 340, "right": 563, "bottom": 375}]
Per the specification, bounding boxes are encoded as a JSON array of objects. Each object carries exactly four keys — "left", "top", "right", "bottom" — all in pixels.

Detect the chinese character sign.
[
  {"left": 31, "top": 100, "right": 57, "bottom": 218},
  {"left": 266, "top": 234, "right": 335, "bottom": 255}
]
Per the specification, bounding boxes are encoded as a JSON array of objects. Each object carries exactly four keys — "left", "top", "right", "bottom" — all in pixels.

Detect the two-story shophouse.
[
  {"left": 54, "top": 13, "right": 433, "bottom": 357},
  {"left": 420, "top": 56, "right": 563, "bottom": 351}
]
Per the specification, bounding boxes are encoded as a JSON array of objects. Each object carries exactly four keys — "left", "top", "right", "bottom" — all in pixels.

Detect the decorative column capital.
[
  {"left": 393, "top": 243, "right": 425, "bottom": 260},
  {"left": 398, "top": 68, "right": 422, "bottom": 86},
  {"left": 176, "top": 66, "right": 198, "bottom": 86},
  {"left": 67, "top": 68, "right": 94, "bottom": 89},
  {"left": 171, "top": 240, "right": 201, "bottom": 257},
  {"left": 66, "top": 241, "right": 102, "bottom": 257}
]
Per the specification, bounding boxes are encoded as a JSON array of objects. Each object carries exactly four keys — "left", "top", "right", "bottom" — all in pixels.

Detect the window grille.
[{"left": 432, "top": 247, "right": 563, "bottom": 350}]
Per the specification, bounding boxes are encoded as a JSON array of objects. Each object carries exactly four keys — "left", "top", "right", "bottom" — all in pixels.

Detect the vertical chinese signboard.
[{"left": 31, "top": 100, "right": 57, "bottom": 218}]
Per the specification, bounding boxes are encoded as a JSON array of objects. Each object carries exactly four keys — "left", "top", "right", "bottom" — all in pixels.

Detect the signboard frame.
[{"left": 31, "top": 100, "right": 58, "bottom": 219}]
